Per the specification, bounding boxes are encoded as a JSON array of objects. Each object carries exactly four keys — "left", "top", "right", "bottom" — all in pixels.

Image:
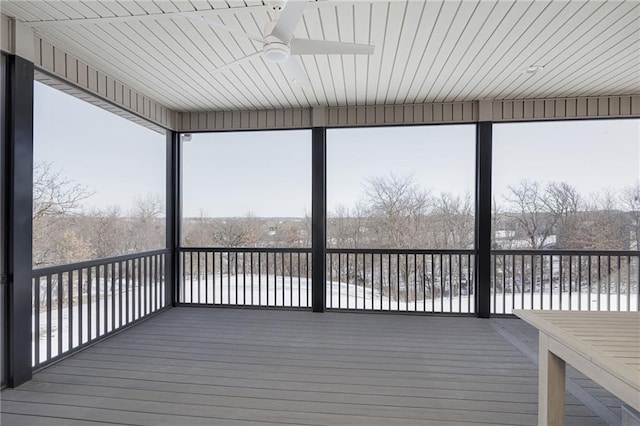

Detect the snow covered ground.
[
  {"left": 179, "top": 273, "right": 637, "bottom": 313},
  {"left": 32, "top": 274, "right": 638, "bottom": 365},
  {"left": 32, "top": 283, "right": 164, "bottom": 365}
]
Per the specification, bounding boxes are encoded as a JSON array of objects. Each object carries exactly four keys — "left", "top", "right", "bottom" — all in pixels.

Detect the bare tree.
[
  {"left": 504, "top": 180, "right": 580, "bottom": 249},
  {"left": 32, "top": 162, "right": 93, "bottom": 266},
  {"left": 364, "top": 174, "right": 432, "bottom": 248},
  {"left": 504, "top": 180, "right": 549, "bottom": 248},
  {"left": 209, "top": 213, "right": 261, "bottom": 247},
  {"left": 85, "top": 206, "right": 127, "bottom": 259},
  {"left": 431, "top": 192, "right": 474, "bottom": 249},
  {"left": 327, "top": 202, "right": 368, "bottom": 248},
  {"left": 620, "top": 184, "right": 640, "bottom": 249},
  {"left": 544, "top": 182, "right": 581, "bottom": 247},
  {"left": 128, "top": 193, "right": 165, "bottom": 251},
  {"left": 33, "top": 162, "right": 92, "bottom": 220},
  {"left": 568, "top": 190, "right": 627, "bottom": 250}
]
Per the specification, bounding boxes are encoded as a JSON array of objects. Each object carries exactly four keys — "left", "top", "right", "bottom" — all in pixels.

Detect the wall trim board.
[{"left": 176, "top": 96, "right": 639, "bottom": 132}]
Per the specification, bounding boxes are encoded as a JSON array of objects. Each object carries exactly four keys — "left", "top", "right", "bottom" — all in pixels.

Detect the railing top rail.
[
  {"left": 181, "top": 247, "right": 476, "bottom": 255},
  {"left": 491, "top": 249, "right": 640, "bottom": 256},
  {"left": 180, "top": 247, "right": 311, "bottom": 253},
  {"left": 326, "top": 248, "right": 476, "bottom": 255},
  {"left": 32, "top": 248, "right": 171, "bottom": 277}
]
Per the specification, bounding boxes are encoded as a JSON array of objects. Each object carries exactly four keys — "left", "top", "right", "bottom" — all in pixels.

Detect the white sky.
[
  {"left": 34, "top": 82, "right": 166, "bottom": 214},
  {"left": 34, "top": 82, "right": 639, "bottom": 218}
]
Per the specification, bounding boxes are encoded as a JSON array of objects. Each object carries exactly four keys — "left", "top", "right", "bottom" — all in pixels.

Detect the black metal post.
[
  {"left": 0, "top": 52, "right": 7, "bottom": 388},
  {"left": 4, "top": 55, "right": 34, "bottom": 386},
  {"left": 311, "top": 127, "right": 326, "bottom": 312},
  {"left": 166, "top": 131, "right": 181, "bottom": 307},
  {"left": 475, "top": 122, "right": 492, "bottom": 318}
]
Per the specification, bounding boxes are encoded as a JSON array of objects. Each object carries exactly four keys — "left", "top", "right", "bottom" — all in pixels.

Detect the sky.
[
  {"left": 35, "top": 81, "right": 639, "bottom": 218},
  {"left": 34, "top": 82, "right": 166, "bottom": 214}
]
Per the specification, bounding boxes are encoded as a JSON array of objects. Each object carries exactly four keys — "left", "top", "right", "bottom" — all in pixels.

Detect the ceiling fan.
[{"left": 181, "top": 0, "right": 375, "bottom": 87}]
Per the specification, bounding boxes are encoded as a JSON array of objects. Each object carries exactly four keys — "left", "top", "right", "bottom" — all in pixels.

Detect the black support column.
[
  {"left": 311, "top": 127, "right": 326, "bottom": 312},
  {"left": 4, "top": 55, "right": 34, "bottom": 386},
  {"left": 475, "top": 122, "right": 492, "bottom": 318},
  {"left": 166, "top": 131, "right": 181, "bottom": 307}
]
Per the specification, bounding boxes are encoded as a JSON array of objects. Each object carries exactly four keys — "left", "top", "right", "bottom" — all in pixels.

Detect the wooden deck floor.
[{"left": 1, "top": 307, "right": 621, "bottom": 425}]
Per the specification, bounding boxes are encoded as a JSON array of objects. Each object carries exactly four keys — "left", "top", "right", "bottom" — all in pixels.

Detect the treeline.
[
  {"left": 34, "top": 161, "right": 639, "bottom": 269},
  {"left": 325, "top": 175, "right": 639, "bottom": 251},
  {"left": 33, "top": 162, "right": 165, "bottom": 268}
]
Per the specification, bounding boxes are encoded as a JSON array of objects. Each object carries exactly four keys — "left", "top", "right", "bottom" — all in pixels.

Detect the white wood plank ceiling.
[{"left": 3, "top": 0, "right": 639, "bottom": 112}]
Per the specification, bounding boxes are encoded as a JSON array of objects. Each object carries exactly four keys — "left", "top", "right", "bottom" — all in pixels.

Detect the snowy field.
[
  {"left": 32, "top": 274, "right": 638, "bottom": 365},
  {"left": 32, "top": 283, "right": 164, "bottom": 365}
]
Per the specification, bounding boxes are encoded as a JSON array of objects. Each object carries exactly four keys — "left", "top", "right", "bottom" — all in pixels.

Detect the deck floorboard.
[{"left": 1, "top": 308, "right": 620, "bottom": 425}]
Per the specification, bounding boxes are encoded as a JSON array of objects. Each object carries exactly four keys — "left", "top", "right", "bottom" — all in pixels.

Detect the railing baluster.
[
  {"left": 397, "top": 254, "right": 400, "bottom": 311},
  {"left": 204, "top": 251, "right": 208, "bottom": 304},
  {"left": 225, "top": 251, "right": 229, "bottom": 305},
  {"left": 469, "top": 254, "right": 473, "bottom": 313},
  {"left": 111, "top": 263, "right": 116, "bottom": 331},
  {"left": 589, "top": 256, "right": 593, "bottom": 311},
  {"left": 568, "top": 256, "right": 573, "bottom": 311},
  {"left": 213, "top": 251, "right": 218, "bottom": 304},
  {"left": 266, "top": 252, "right": 269, "bottom": 306},
  {"left": 423, "top": 254, "right": 427, "bottom": 313},
  {"left": 430, "top": 254, "right": 435, "bottom": 313},
  {"left": 578, "top": 255, "right": 582, "bottom": 311},
  {"left": 549, "top": 255, "right": 553, "bottom": 311},
  {"left": 627, "top": 255, "right": 631, "bottom": 312},
  {"left": 607, "top": 255, "right": 611, "bottom": 311},
  {"left": 87, "top": 267, "right": 92, "bottom": 341},
  {"left": 597, "top": 255, "right": 602, "bottom": 311},
  {"left": 197, "top": 251, "right": 201, "bottom": 304},
  {"left": 258, "top": 252, "right": 262, "bottom": 306},
  {"left": 33, "top": 279, "right": 39, "bottom": 367},
  {"left": 78, "top": 269, "right": 83, "bottom": 346},
  {"left": 155, "top": 255, "right": 160, "bottom": 310},
  {"left": 57, "top": 272, "right": 63, "bottom": 356},
  {"left": 329, "top": 253, "right": 334, "bottom": 308},
  {"left": 236, "top": 252, "right": 239, "bottom": 305},
  {"left": 353, "top": 252, "right": 357, "bottom": 310},
  {"left": 617, "top": 256, "right": 621, "bottom": 312},
  {"left": 530, "top": 255, "right": 534, "bottom": 310},
  {"left": 125, "top": 261, "right": 129, "bottom": 324},
  {"left": 387, "top": 253, "right": 391, "bottom": 312},
  {"left": 415, "top": 254, "right": 419, "bottom": 312},
  {"left": 47, "top": 274, "right": 52, "bottom": 360},
  {"left": 406, "top": 254, "right": 410, "bottom": 312},
  {"left": 501, "top": 254, "right": 506, "bottom": 314},
  {"left": 338, "top": 252, "right": 342, "bottom": 309},
  {"left": 539, "top": 255, "right": 543, "bottom": 310},
  {"left": 298, "top": 252, "right": 302, "bottom": 307},
  {"left": 68, "top": 271, "right": 73, "bottom": 352},
  {"left": 118, "top": 261, "right": 123, "bottom": 327},
  {"left": 510, "top": 255, "right": 515, "bottom": 312},
  {"left": 306, "top": 252, "right": 310, "bottom": 307},
  {"left": 137, "top": 257, "right": 142, "bottom": 319}
]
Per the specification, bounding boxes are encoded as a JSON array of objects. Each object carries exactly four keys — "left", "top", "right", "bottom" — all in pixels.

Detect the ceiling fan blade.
[
  {"left": 290, "top": 39, "right": 375, "bottom": 55},
  {"left": 281, "top": 56, "right": 311, "bottom": 88},
  {"left": 270, "top": 0, "right": 308, "bottom": 43},
  {"left": 179, "top": 12, "right": 264, "bottom": 43},
  {"left": 209, "top": 51, "right": 263, "bottom": 74}
]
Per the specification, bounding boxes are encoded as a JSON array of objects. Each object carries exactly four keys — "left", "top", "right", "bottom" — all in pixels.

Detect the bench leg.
[{"left": 539, "top": 333, "right": 566, "bottom": 426}]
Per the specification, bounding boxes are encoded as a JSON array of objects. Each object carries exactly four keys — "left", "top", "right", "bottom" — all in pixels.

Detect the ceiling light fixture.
[{"left": 522, "top": 64, "right": 545, "bottom": 75}]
